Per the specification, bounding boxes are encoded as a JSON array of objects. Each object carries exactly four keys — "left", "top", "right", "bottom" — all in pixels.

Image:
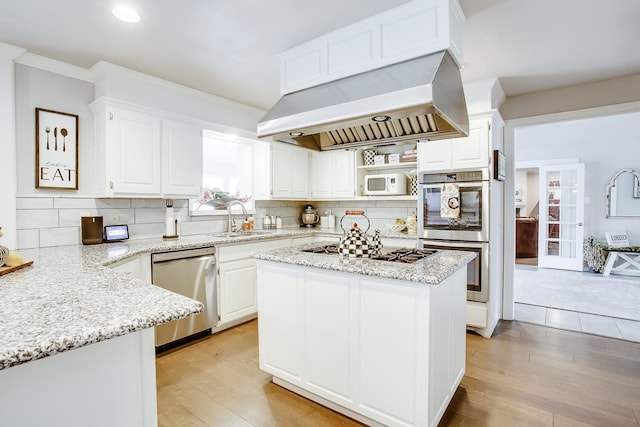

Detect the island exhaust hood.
[{"left": 257, "top": 50, "right": 468, "bottom": 151}]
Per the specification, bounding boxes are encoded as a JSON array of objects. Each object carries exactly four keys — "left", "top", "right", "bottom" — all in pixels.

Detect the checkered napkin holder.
[{"left": 338, "top": 211, "right": 382, "bottom": 257}]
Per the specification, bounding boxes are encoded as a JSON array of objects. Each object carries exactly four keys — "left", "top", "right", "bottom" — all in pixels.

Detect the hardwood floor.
[{"left": 156, "top": 320, "right": 640, "bottom": 426}]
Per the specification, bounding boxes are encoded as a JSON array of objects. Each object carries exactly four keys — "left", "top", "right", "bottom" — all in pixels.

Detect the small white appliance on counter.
[{"left": 363, "top": 173, "right": 407, "bottom": 196}]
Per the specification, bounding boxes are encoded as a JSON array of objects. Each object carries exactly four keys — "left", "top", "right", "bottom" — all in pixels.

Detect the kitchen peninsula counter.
[{"left": 255, "top": 243, "right": 474, "bottom": 427}]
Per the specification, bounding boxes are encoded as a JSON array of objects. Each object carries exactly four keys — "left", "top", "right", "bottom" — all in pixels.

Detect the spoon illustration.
[
  {"left": 53, "top": 127, "right": 58, "bottom": 151},
  {"left": 61, "top": 128, "right": 68, "bottom": 152},
  {"left": 45, "top": 126, "right": 50, "bottom": 150}
]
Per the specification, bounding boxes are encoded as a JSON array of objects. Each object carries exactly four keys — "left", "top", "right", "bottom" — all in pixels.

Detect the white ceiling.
[{"left": 0, "top": 0, "right": 638, "bottom": 111}]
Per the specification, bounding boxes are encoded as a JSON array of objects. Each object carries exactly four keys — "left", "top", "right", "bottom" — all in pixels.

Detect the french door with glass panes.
[{"left": 538, "top": 163, "right": 585, "bottom": 270}]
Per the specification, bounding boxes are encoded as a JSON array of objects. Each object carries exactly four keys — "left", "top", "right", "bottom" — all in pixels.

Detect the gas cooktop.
[{"left": 301, "top": 245, "right": 436, "bottom": 263}]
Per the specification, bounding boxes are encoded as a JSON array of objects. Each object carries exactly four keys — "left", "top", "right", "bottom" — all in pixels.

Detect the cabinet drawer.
[{"left": 217, "top": 238, "right": 291, "bottom": 262}]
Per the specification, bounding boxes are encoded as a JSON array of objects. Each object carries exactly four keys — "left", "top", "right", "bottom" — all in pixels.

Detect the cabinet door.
[
  {"left": 218, "top": 258, "right": 257, "bottom": 325},
  {"left": 310, "top": 151, "right": 333, "bottom": 198},
  {"left": 451, "top": 120, "right": 489, "bottom": 170},
  {"left": 162, "top": 119, "right": 202, "bottom": 197},
  {"left": 417, "top": 140, "right": 452, "bottom": 172},
  {"left": 253, "top": 140, "right": 271, "bottom": 200},
  {"left": 109, "top": 108, "right": 162, "bottom": 195},
  {"left": 331, "top": 150, "right": 356, "bottom": 198},
  {"left": 311, "top": 150, "right": 355, "bottom": 199},
  {"left": 272, "top": 144, "right": 310, "bottom": 199}
]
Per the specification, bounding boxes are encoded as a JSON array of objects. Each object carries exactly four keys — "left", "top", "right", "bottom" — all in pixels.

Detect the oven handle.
[{"left": 420, "top": 239, "right": 486, "bottom": 249}]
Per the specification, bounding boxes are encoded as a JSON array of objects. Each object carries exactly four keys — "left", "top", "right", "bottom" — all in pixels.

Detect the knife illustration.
[{"left": 54, "top": 127, "right": 58, "bottom": 151}]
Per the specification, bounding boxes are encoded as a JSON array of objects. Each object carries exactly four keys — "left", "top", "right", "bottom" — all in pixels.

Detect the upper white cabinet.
[
  {"left": 418, "top": 114, "right": 500, "bottom": 172},
  {"left": 271, "top": 143, "right": 310, "bottom": 199},
  {"left": 162, "top": 119, "right": 203, "bottom": 197},
  {"left": 310, "top": 151, "right": 356, "bottom": 199},
  {"left": 91, "top": 99, "right": 202, "bottom": 198},
  {"left": 279, "top": 0, "right": 464, "bottom": 94}
]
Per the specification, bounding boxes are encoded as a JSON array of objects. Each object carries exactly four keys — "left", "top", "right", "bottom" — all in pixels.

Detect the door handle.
[{"left": 577, "top": 222, "right": 583, "bottom": 226}]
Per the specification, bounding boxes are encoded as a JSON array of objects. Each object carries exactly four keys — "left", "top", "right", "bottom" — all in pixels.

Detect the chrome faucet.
[{"left": 227, "top": 200, "right": 247, "bottom": 232}]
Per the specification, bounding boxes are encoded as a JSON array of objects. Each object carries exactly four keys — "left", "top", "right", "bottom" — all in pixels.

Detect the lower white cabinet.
[
  {"left": 108, "top": 253, "right": 151, "bottom": 283},
  {"left": 216, "top": 239, "right": 292, "bottom": 326},
  {"left": 218, "top": 258, "right": 258, "bottom": 324},
  {"left": 257, "top": 261, "right": 466, "bottom": 427}
]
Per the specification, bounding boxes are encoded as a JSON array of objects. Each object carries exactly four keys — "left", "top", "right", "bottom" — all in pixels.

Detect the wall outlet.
[{"left": 110, "top": 212, "right": 120, "bottom": 225}]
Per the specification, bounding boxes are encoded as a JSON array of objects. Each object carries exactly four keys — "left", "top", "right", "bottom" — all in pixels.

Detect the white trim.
[
  {"left": 14, "top": 52, "right": 94, "bottom": 82},
  {"left": 516, "top": 158, "right": 579, "bottom": 169},
  {"left": 502, "top": 101, "right": 640, "bottom": 320}
]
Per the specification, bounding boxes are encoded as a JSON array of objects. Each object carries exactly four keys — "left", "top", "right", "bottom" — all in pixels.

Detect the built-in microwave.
[{"left": 364, "top": 173, "right": 407, "bottom": 196}]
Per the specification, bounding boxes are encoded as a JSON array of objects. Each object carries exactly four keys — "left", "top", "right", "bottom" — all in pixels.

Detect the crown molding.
[{"left": 14, "top": 52, "right": 93, "bottom": 82}]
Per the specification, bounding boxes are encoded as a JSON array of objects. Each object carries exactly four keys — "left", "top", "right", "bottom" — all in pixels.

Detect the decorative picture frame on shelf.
[
  {"left": 634, "top": 175, "right": 640, "bottom": 198},
  {"left": 493, "top": 149, "right": 505, "bottom": 181},
  {"left": 35, "top": 108, "right": 79, "bottom": 190}
]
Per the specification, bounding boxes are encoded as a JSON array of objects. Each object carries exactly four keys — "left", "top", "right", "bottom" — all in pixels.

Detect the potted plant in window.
[{"left": 583, "top": 236, "right": 607, "bottom": 273}]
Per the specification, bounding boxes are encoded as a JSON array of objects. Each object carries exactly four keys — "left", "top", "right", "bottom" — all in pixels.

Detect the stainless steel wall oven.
[{"left": 418, "top": 169, "right": 490, "bottom": 303}]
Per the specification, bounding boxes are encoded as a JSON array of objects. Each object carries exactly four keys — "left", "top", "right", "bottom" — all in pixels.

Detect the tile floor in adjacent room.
[
  {"left": 513, "top": 262, "right": 640, "bottom": 343},
  {"left": 514, "top": 302, "right": 640, "bottom": 342}
]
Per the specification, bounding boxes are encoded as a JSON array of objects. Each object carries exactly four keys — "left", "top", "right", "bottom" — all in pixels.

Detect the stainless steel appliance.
[
  {"left": 417, "top": 169, "right": 490, "bottom": 303},
  {"left": 151, "top": 247, "right": 216, "bottom": 351},
  {"left": 257, "top": 51, "right": 468, "bottom": 151},
  {"left": 417, "top": 169, "right": 489, "bottom": 242},
  {"left": 364, "top": 173, "right": 407, "bottom": 196},
  {"left": 301, "top": 244, "right": 436, "bottom": 263},
  {"left": 301, "top": 204, "right": 320, "bottom": 227},
  {"left": 419, "top": 239, "right": 488, "bottom": 302}
]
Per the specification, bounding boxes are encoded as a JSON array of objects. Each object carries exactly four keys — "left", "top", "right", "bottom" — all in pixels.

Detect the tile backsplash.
[{"left": 15, "top": 196, "right": 418, "bottom": 249}]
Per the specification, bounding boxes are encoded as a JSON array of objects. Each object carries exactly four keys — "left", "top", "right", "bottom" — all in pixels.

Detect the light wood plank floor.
[{"left": 156, "top": 320, "right": 640, "bottom": 426}]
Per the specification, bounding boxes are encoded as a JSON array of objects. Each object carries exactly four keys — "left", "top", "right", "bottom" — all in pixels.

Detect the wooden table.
[{"left": 602, "top": 250, "right": 640, "bottom": 276}]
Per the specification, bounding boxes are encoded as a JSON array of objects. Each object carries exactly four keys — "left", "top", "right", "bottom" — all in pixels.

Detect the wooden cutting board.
[{"left": 0, "top": 260, "right": 34, "bottom": 276}]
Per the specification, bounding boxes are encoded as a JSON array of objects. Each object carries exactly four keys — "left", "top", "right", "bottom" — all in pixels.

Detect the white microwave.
[{"left": 364, "top": 173, "right": 407, "bottom": 196}]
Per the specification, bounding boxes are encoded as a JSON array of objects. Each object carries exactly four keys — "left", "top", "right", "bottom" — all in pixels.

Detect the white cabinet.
[
  {"left": 218, "top": 258, "right": 257, "bottom": 324},
  {"left": 257, "top": 261, "right": 467, "bottom": 427},
  {"left": 279, "top": 0, "right": 464, "bottom": 94},
  {"left": 253, "top": 140, "right": 272, "bottom": 200},
  {"left": 271, "top": 143, "right": 310, "bottom": 199},
  {"left": 216, "top": 239, "right": 292, "bottom": 326},
  {"left": 310, "top": 150, "right": 355, "bottom": 199},
  {"left": 108, "top": 253, "right": 151, "bottom": 283},
  {"left": 162, "top": 119, "right": 202, "bottom": 197},
  {"left": 95, "top": 105, "right": 162, "bottom": 196},
  {"left": 91, "top": 99, "right": 202, "bottom": 198},
  {"left": 418, "top": 117, "right": 490, "bottom": 172}
]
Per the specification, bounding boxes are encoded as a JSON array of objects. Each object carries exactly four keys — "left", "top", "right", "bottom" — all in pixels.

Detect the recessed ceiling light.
[{"left": 112, "top": 5, "right": 140, "bottom": 23}]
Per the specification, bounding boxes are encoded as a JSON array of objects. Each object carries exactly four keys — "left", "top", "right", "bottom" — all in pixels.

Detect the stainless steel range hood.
[{"left": 257, "top": 50, "right": 468, "bottom": 151}]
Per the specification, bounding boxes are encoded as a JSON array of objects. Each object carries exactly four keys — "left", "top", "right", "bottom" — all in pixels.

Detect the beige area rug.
[{"left": 514, "top": 265, "right": 640, "bottom": 321}]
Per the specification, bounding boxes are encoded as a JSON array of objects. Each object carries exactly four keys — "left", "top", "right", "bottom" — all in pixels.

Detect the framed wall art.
[
  {"left": 36, "top": 108, "right": 78, "bottom": 190},
  {"left": 493, "top": 149, "right": 506, "bottom": 181}
]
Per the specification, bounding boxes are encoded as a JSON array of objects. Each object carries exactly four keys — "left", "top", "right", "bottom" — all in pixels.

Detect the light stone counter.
[
  {"left": 0, "top": 228, "right": 416, "bottom": 370},
  {"left": 253, "top": 241, "right": 476, "bottom": 285}
]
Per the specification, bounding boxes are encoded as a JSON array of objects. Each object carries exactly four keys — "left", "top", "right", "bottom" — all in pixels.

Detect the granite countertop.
[
  {"left": 0, "top": 228, "right": 415, "bottom": 370},
  {"left": 253, "top": 241, "right": 476, "bottom": 285}
]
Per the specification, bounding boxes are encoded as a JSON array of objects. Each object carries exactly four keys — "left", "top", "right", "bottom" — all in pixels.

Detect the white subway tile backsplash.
[
  {"left": 132, "top": 199, "right": 168, "bottom": 208},
  {"left": 53, "top": 198, "right": 99, "bottom": 209},
  {"left": 134, "top": 208, "right": 166, "bottom": 224},
  {"left": 59, "top": 209, "right": 100, "bottom": 227},
  {"left": 128, "top": 222, "right": 165, "bottom": 239},
  {"left": 17, "top": 229, "right": 40, "bottom": 249},
  {"left": 16, "top": 197, "right": 54, "bottom": 209},
  {"left": 95, "top": 199, "right": 132, "bottom": 209},
  {"left": 179, "top": 220, "right": 225, "bottom": 235},
  {"left": 39, "top": 227, "right": 80, "bottom": 247},
  {"left": 16, "top": 209, "right": 59, "bottom": 229}
]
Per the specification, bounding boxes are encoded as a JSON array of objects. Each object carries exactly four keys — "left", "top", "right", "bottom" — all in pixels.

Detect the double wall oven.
[{"left": 417, "top": 169, "right": 490, "bottom": 302}]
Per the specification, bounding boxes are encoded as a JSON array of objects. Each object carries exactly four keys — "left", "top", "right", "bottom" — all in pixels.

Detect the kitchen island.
[{"left": 254, "top": 243, "right": 475, "bottom": 427}]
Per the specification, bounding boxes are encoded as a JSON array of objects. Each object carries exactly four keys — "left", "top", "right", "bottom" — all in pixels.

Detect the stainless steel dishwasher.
[{"left": 151, "top": 246, "right": 216, "bottom": 351}]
